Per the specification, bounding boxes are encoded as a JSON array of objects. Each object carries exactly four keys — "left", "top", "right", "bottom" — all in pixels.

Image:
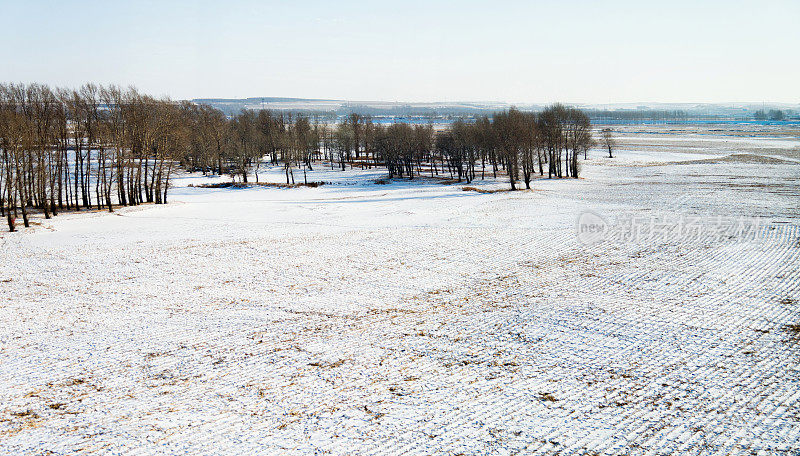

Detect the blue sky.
[{"left": 1, "top": 0, "right": 798, "bottom": 103}]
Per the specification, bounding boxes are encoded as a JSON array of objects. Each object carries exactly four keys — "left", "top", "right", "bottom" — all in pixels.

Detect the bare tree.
[{"left": 601, "top": 128, "right": 615, "bottom": 158}]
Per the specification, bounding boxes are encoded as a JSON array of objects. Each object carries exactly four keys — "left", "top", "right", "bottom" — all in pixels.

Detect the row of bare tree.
[
  {"left": 437, "top": 105, "right": 593, "bottom": 189},
  {"left": 0, "top": 83, "right": 198, "bottom": 231},
  {"left": 194, "top": 105, "right": 593, "bottom": 190},
  {"left": 336, "top": 105, "right": 594, "bottom": 189}
]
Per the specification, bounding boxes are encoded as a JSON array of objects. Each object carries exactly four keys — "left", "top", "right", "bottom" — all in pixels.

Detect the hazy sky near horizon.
[{"left": 2, "top": 0, "right": 798, "bottom": 103}]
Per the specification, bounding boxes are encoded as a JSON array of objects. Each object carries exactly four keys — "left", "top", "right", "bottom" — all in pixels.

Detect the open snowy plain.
[{"left": 1, "top": 126, "right": 799, "bottom": 455}]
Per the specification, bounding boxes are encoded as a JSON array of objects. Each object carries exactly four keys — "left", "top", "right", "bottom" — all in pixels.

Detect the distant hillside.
[
  {"left": 194, "top": 97, "right": 335, "bottom": 104},
  {"left": 190, "top": 97, "right": 513, "bottom": 117},
  {"left": 190, "top": 97, "right": 800, "bottom": 122}
]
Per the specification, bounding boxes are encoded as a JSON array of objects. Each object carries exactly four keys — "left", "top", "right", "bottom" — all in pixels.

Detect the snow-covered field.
[{"left": 1, "top": 127, "right": 799, "bottom": 455}]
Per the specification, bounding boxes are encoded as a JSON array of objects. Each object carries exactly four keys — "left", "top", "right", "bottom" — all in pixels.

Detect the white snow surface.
[{"left": 1, "top": 132, "right": 800, "bottom": 455}]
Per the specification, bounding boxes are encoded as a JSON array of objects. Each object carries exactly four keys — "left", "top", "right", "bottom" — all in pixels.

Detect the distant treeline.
[
  {"left": 585, "top": 109, "right": 690, "bottom": 122},
  {"left": 753, "top": 109, "right": 787, "bottom": 121},
  {"left": 203, "top": 104, "right": 489, "bottom": 119},
  {"left": 195, "top": 98, "right": 800, "bottom": 123},
  {"left": 587, "top": 109, "right": 797, "bottom": 122}
]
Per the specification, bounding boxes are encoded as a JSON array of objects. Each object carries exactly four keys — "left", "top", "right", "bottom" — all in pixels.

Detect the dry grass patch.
[
  {"left": 193, "top": 181, "right": 325, "bottom": 189},
  {"left": 538, "top": 392, "right": 558, "bottom": 402},
  {"left": 462, "top": 186, "right": 513, "bottom": 194},
  {"left": 784, "top": 324, "right": 800, "bottom": 338}
]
